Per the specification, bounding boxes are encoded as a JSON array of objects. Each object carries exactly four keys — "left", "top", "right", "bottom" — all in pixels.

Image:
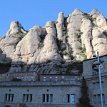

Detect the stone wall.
[
  {"left": 83, "top": 55, "right": 107, "bottom": 107},
  {"left": 0, "top": 81, "right": 80, "bottom": 107}
]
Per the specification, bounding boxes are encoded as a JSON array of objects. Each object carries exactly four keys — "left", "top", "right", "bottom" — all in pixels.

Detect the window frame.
[
  {"left": 23, "top": 94, "right": 32, "bottom": 102},
  {"left": 5, "top": 93, "right": 14, "bottom": 102},
  {"left": 67, "top": 94, "right": 75, "bottom": 104},
  {"left": 42, "top": 94, "right": 53, "bottom": 103}
]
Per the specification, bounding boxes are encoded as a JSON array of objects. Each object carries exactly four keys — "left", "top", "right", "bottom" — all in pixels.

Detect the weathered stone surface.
[
  {"left": 6, "top": 21, "right": 27, "bottom": 36},
  {"left": 81, "top": 18, "right": 93, "bottom": 59},
  {"left": 14, "top": 26, "right": 42, "bottom": 63},
  {"left": 36, "top": 21, "right": 62, "bottom": 63},
  {"left": 92, "top": 27, "right": 107, "bottom": 56},
  {"left": 90, "top": 9, "right": 101, "bottom": 19},
  {"left": 0, "top": 21, "right": 27, "bottom": 58},
  {"left": 96, "top": 14, "right": 107, "bottom": 27},
  {"left": 56, "top": 12, "right": 64, "bottom": 40},
  {"left": 0, "top": 9, "right": 107, "bottom": 74},
  {"left": 67, "top": 9, "right": 84, "bottom": 60}
]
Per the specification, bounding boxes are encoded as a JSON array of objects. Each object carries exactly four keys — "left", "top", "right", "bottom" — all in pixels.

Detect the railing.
[
  {"left": 0, "top": 72, "right": 37, "bottom": 81},
  {"left": 0, "top": 80, "right": 81, "bottom": 87},
  {"left": 0, "top": 72, "right": 81, "bottom": 82}
]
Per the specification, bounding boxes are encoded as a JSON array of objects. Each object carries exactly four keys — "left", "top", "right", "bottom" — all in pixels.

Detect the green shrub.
[{"left": 38, "top": 42, "right": 44, "bottom": 49}]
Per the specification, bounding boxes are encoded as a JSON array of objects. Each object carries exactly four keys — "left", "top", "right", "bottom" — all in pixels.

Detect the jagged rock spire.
[
  {"left": 0, "top": 9, "right": 107, "bottom": 73},
  {"left": 6, "top": 21, "right": 27, "bottom": 36}
]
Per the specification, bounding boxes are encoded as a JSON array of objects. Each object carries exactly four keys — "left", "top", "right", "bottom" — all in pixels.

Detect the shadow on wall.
[
  {"left": 0, "top": 63, "right": 11, "bottom": 74},
  {"left": 4, "top": 105, "right": 11, "bottom": 107},
  {"left": 0, "top": 52, "right": 11, "bottom": 74},
  {"left": 0, "top": 52, "right": 83, "bottom": 75}
]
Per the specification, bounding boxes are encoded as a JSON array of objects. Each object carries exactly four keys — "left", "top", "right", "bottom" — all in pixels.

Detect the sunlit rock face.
[
  {"left": 0, "top": 9, "right": 107, "bottom": 73},
  {"left": 6, "top": 21, "right": 27, "bottom": 36},
  {"left": 0, "top": 21, "right": 27, "bottom": 59}
]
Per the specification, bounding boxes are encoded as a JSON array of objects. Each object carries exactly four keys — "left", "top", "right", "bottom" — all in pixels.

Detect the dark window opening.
[
  {"left": 23, "top": 94, "right": 32, "bottom": 102},
  {"left": 42, "top": 94, "right": 53, "bottom": 103}
]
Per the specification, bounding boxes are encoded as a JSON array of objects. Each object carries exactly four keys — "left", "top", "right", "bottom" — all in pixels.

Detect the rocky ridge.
[{"left": 0, "top": 9, "right": 107, "bottom": 74}]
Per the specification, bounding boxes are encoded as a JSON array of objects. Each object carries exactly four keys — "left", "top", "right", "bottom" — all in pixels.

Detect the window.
[
  {"left": 92, "top": 70, "right": 98, "bottom": 75},
  {"left": 93, "top": 81, "right": 104, "bottom": 90},
  {"left": 93, "top": 95, "right": 97, "bottom": 104},
  {"left": 93, "top": 94, "right": 105, "bottom": 104},
  {"left": 5, "top": 93, "right": 14, "bottom": 102},
  {"left": 23, "top": 94, "right": 32, "bottom": 102},
  {"left": 98, "top": 94, "right": 105, "bottom": 104},
  {"left": 42, "top": 94, "right": 53, "bottom": 103},
  {"left": 97, "top": 94, "right": 100, "bottom": 104},
  {"left": 67, "top": 94, "right": 75, "bottom": 104},
  {"left": 102, "top": 94, "right": 105, "bottom": 104}
]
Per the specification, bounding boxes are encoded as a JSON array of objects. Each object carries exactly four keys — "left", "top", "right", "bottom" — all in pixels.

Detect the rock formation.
[{"left": 0, "top": 9, "right": 107, "bottom": 74}]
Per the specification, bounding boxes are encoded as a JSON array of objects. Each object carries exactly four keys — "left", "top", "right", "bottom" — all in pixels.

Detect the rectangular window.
[
  {"left": 42, "top": 94, "right": 45, "bottom": 102},
  {"left": 67, "top": 94, "right": 75, "bottom": 104},
  {"left": 93, "top": 95, "right": 97, "bottom": 104},
  {"left": 5, "top": 94, "right": 14, "bottom": 102},
  {"left": 42, "top": 94, "right": 53, "bottom": 103},
  {"left": 98, "top": 94, "right": 105, "bottom": 104},
  {"left": 23, "top": 94, "right": 32, "bottom": 102},
  {"left": 93, "top": 94, "right": 105, "bottom": 104},
  {"left": 97, "top": 94, "right": 100, "bottom": 104},
  {"left": 50, "top": 94, "right": 53, "bottom": 102},
  {"left": 93, "top": 81, "right": 104, "bottom": 90},
  {"left": 102, "top": 94, "right": 105, "bottom": 104},
  {"left": 46, "top": 94, "right": 49, "bottom": 102}
]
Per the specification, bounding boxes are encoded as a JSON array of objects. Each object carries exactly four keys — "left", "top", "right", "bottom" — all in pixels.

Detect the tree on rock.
[{"left": 78, "top": 77, "right": 92, "bottom": 107}]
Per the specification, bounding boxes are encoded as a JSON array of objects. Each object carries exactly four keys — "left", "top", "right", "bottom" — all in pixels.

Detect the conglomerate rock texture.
[{"left": 0, "top": 9, "right": 107, "bottom": 74}]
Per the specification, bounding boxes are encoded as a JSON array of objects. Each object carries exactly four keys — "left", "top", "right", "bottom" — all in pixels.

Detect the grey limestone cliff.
[{"left": 0, "top": 9, "right": 107, "bottom": 74}]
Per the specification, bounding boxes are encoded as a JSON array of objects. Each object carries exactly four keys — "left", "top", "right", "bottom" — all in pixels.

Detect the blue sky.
[{"left": 0, "top": 0, "right": 107, "bottom": 37}]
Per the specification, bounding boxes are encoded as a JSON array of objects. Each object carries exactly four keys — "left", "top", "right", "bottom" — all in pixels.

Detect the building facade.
[
  {"left": 83, "top": 55, "right": 107, "bottom": 107},
  {"left": 0, "top": 75, "right": 81, "bottom": 107},
  {"left": 0, "top": 56, "right": 107, "bottom": 107}
]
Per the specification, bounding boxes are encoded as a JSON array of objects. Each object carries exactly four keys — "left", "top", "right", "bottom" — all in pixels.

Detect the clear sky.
[{"left": 0, "top": 0, "right": 107, "bottom": 37}]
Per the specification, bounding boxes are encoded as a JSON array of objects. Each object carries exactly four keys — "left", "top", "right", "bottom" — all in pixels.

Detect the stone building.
[
  {"left": 83, "top": 55, "right": 107, "bottom": 107},
  {"left": 0, "top": 74, "right": 81, "bottom": 107},
  {"left": 0, "top": 9, "right": 107, "bottom": 107},
  {"left": 0, "top": 55, "right": 107, "bottom": 107}
]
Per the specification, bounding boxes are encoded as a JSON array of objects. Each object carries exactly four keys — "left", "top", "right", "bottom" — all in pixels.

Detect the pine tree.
[{"left": 78, "top": 77, "right": 92, "bottom": 107}]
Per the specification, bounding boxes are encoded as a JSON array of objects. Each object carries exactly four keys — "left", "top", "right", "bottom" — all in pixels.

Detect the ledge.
[{"left": 0, "top": 80, "right": 81, "bottom": 87}]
